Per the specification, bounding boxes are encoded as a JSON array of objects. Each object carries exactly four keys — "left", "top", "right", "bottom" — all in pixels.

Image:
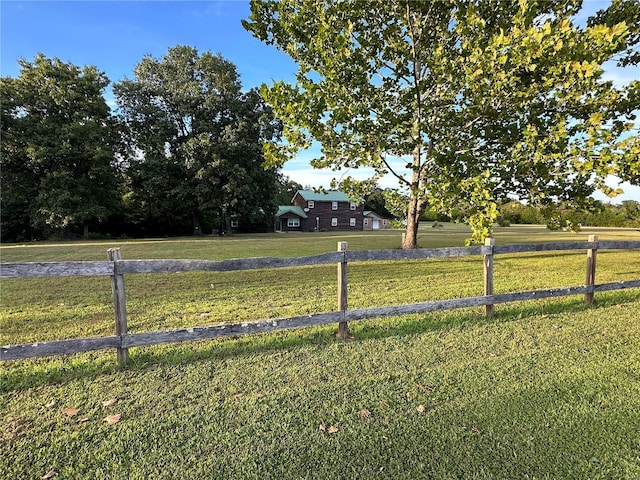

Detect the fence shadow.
[{"left": 2, "top": 289, "right": 636, "bottom": 392}]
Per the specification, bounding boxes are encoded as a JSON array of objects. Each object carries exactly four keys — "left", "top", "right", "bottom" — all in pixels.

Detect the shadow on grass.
[{"left": 2, "top": 290, "right": 637, "bottom": 392}]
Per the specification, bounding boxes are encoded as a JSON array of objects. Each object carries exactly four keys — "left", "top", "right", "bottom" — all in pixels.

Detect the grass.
[{"left": 1, "top": 224, "right": 640, "bottom": 479}]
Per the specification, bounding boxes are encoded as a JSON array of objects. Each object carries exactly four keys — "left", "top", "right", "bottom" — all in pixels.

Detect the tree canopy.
[
  {"left": 1, "top": 54, "right": 120, "bottom": 240},
  {"left": 114, "top": 46, "right": 281, "bottom": 235},
  {"left": 244, "top": 0, "right": 640, "bottom": 247}
]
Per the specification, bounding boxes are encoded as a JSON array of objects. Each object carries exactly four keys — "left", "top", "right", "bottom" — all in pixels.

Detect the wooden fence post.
[
  {"left": 585, "top": 235, "right": 598, "bottom": 304},
  {"left": 337, "top": 242, "right": 349, "bottom": 339},
  {"left": 483, "top": 237, "right": 495, "bottom": 317},
  {"left": 107, "top": 248, "right": 129, "bottom": 366}
]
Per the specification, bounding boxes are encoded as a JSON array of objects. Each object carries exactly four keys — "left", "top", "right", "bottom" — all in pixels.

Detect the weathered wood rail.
[{"left": 2, "top": 236, "right": 639, "bottom": 365}]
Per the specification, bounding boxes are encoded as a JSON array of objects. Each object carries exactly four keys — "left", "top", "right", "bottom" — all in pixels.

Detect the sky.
[{"left": 1, "top": 0, "right": 639, "bottom": 202}]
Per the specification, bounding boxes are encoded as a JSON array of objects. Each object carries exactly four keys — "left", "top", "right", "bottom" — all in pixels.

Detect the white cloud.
[{"left": 591, "top": 178, "right": 640, "bottom": 203}]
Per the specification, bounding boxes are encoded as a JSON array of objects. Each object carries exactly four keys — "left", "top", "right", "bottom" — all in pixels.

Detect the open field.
[{"left": 1, "top": 225, "right": 639, "bottom": 478}]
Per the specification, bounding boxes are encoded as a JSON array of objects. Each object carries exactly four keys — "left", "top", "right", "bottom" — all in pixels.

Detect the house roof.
[
  {"left": 364, "top": 210, "right": 388, "bottom": 219},
  {"left": 276, "top": 206, "right": 308, "bottom": 218},
  {"left": 293, "top": 189, "right": 350, "bottom": 202}
]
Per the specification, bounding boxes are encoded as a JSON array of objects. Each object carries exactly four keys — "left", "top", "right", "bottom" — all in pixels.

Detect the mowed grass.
[{"left": 1, "top": 224, "right": 639, "bottom": 479}]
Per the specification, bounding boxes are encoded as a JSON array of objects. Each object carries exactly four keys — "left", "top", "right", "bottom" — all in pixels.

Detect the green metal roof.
[
  {"left": 293, "top": 189, "right": 350, "bottom": 202},
  {"left": 276, "top": 206, "right": 308, "bottom": 218}
]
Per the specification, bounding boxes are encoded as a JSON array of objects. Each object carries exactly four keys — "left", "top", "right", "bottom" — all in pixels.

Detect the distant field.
[
  {"left": 1, "top": 225, "right": 639, "bottom": 479},
  {"left": 1, "top": 222, "right": 638, "bottom": 261}
]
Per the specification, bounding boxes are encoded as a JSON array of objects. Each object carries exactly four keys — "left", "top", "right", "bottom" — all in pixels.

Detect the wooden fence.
[{"left": 2, "top": 235, "right": 639, "bottom": 366}]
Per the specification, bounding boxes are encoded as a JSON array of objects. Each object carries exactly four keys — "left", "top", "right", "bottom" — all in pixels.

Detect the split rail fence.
[{"left": 2, "top": 235, "right": 639, "bottom": 366}]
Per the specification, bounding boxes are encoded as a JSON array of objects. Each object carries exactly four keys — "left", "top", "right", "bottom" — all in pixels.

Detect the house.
[
  {"left": 275, "top": 205, "right": 308, "bottom": 232},
  {"left": 275, "top": 190, "right": 389, "bottom": 232},
  {"left": 363, "top": 211, "right": 391, "bottom": 230}
]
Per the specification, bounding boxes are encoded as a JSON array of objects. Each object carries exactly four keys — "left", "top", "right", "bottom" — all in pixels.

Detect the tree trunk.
[
  {"left": 402, "top": 195, "right": 421, "bottom": 249},
  {"left": 83, "top": 224, "right": 89, "bottom": 241},
  {"left": 403, "top": 141, "right": 424, "bottom": 249},
  {"left": 225, "top": 215, "right": 233, "bottom": 236},
  {"left": 193, "top": 213, "right": 202, "bottom": 236},
  {"left": 218, "top": 208, "right": 225, "bottom": 236}
]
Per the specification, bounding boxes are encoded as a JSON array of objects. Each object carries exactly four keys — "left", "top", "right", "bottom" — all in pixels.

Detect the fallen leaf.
[
  {"left": 45, "top": 401, "right": 56, "bottom": 409},
  {"left": 417, "top": 404, "right": 426, "bottom": 413},
  {"left": 318, "top": 424, "right": 326, "bottom": 431},
  {"left": 5, "top": 417, "right": 30, "bottom": 443},
  {"left": 255, "top": 393, "right": 264, "bottom": 399},
  {"left": 41, "top": 471, "right": 56, "bottom": 479},
  {"left": 77, "top": 417, "right": 90, "bottom": 424},
  {"left": 62, "top": 407, "right": 79, "bottom": 417},
  {"left": 102, "top": 398, "right": 118, "bottom": 407},
  {"left": 471, "top": 426, "right": 480, "bottom": 434},
  {"left": 104, "top": 414, "right": 122, "bottom": 425},
  {"left": 421, "top": 385, "right": 434, "bottom": 392},
  {"left": 234, "top": 393, "right": 244, "bottom": 399},
  {"left": 359, "top": 409, "right": 371, "bottom": 418},
  {"left": 327, "top": 426, "right": 339, "bottom": 434},
  {"left": 199, "top": 312, "right": 210, "bottom": 318}
]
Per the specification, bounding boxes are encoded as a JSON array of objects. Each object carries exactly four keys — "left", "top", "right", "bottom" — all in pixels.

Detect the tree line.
[
  {"left": 1, "top": 47, "right": 287, "bottom": 242},
  {"left": 425, "top": 198, "right": 640, "bottom": 229},
  {"left": 363, "top": 186, "right": 640, "bottom": 229}
]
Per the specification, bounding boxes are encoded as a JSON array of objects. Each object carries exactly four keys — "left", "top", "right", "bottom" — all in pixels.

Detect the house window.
[
  {"left": 350, "top": 202, "right": 356, "bottom": 210},
  {"left": 331, "top": 218, "right": 338, "bottom": 227},
  {"left": 332, "top": 201, "right": 338, "bottom": 210},
  {"left": 350, "top": 218, "right": 356, "bottom": 227},
  {"left": 364, "top": 219, "right": 369, "bottom": 225},
  {"left": 308, "top": 200, "right": 314, "bottom": 209},
  {"left": 230, "top": 219, "right": 238, "bottom": 228},
  {"left": 288, "top": 218, "right": 300, "bottom": 227}
]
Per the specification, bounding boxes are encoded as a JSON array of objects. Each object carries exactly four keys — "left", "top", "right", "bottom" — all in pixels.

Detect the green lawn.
[{"left": 1, "top": 225, "right": 639, "bottom": 479}]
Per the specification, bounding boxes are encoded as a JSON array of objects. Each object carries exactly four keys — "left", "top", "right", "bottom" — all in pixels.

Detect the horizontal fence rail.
[
  {"left": 3, "top": 242, "right": 639, "bottom": 279},
  {"left": 1, "top": 237, "right": 639, "bottom": 365}
]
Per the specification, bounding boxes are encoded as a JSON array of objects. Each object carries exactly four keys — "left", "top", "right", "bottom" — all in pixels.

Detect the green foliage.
[
  {"left": 0, "top": 55, "right": 121, "bottom": 241},
  {"left": 382, "top": 189, "right": 410, "bottom": 220},
  {"left": 588, "top": 0, "right": 640, "bottom": 67},
  {"left": 274, "top": 175, "right": 303, "bottom": 206},
  {"left": 114, "top": 46, "right": 282, "bottom": 236},
  {"left": 244, "top": 0, "right": 640, "bottom": 248},
  {"left": 498, "top": 199, "right": 640, "bottom": 228},
  {"left": 363, "top": 187, "right": 394, "bottom": 219}
]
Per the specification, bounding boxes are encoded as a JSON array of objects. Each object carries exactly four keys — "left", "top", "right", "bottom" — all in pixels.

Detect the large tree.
[
  {"left": 1, "top": 54, "right": 120, "bottom": 241},
  {"left": 244, "top": 0, "right": 640, "bottom": 247},
  {"left": 114, "top": 46, "right": 281, "bottom": 236}
]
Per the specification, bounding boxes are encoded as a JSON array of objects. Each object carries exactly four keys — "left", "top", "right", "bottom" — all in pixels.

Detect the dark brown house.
[
  {"left": 276, "top": 190, "right": 365, "bottom": 232},
  {"left": 363, "top": 211, "right": 391, "bottom": 230}
]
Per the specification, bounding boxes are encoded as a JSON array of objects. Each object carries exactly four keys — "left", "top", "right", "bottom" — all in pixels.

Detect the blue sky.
[
  {"left": 2, "top": 0, "right": 639, "bottom": 201},
  {"left": 1, "top": 1, "right": 298, "bottom": 89}
]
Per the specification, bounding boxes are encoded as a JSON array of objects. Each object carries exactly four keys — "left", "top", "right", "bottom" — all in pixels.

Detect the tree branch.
[{"left": 381, "top": 153, "right": 411, "bottom": 186}]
